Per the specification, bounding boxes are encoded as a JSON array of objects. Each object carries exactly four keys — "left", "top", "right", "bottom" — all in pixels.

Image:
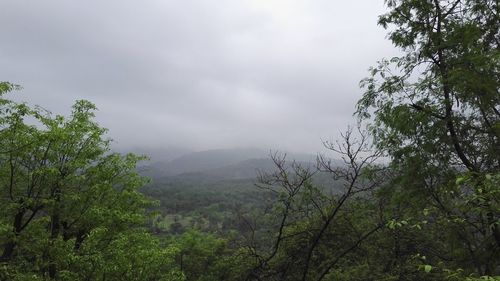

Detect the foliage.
[
  {"left": 169, "top": 230, "right": 243, "bottom": 281},
  {"left": 356, "top": 0, "right": 500, "bottom": 278},
  {"left": 1, "top": 0, "right": 499, "bottom": 280},
  {"left": 0, "top": 84, "right": 181, "bottom": 280}
]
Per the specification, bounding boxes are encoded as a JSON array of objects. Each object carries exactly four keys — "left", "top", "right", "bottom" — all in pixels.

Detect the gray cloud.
[{"left": 0, "top": 0, "right": 397, "bottom": 153}]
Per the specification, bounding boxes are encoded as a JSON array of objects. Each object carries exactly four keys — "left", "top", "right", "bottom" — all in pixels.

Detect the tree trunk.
[{"left": 0, "top": 209, "right": 25, "bottom": 262}]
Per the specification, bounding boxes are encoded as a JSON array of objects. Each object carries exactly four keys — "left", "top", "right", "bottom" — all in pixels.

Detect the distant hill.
[
  {"left": 115, "top": 145, "right": 193, "bottom": 163},
  {"left": 155, "top": 157, "right": 297, "bottom": 183},
  {"left": 140, "top": 148, "right": 264, "bottom": 177},
  {"left": 139, "top": 147, "right": 319, "bottom": 179},
  {"left": 202, "top": 158, "right": 278, "bottom": 179}
]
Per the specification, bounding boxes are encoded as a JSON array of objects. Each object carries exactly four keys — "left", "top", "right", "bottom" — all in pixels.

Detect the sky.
[{"left": 0, "top": 0, "right": 397, "bottom": 155}]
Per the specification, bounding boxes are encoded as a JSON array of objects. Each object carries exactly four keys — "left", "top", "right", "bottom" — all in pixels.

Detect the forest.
[{"left": 0, "top": 0, "right": 499, "bottom": 280}]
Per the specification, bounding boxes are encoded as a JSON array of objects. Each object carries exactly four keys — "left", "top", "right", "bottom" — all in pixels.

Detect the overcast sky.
[{"left": 0, "top": 0, "right": 397, "bottom": 154}]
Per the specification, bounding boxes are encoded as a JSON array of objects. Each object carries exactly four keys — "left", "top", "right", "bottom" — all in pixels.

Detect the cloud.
[{"left": 0, "top": 0, "right": 397, "bottom": 153}]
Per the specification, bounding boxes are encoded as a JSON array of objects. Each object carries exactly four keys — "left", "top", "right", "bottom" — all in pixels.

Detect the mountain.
[
  {"left": 139, "top": 147, "right": 320, "bottom": 180},
  {"left": 115, "top": 145, "right": 193, "bottom": 163},
  {"left": 140, "top": 148, "right": 268, "bottom": 178},
  {"left": 202, "top": 158, "right": 277, "bottom": 179}
]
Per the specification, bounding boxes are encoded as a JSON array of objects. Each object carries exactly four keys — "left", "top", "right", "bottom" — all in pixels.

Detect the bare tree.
[{"left": 244, "top": 125, "right": 388, "bottom": 281}]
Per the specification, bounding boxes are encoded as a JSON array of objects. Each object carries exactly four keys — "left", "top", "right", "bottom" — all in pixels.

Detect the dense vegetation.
[{"left": 1, "top": 0, "right": 498, "bottom": 280}]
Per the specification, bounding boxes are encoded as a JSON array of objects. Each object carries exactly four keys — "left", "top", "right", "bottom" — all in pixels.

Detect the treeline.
[{"left": 1, "top": 0, "right": 499, "bottom": 280}]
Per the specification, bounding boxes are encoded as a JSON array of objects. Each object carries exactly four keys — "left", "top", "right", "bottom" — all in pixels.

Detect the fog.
[{"left": 0, "top": 0, "right": 397, "bottom": 155}]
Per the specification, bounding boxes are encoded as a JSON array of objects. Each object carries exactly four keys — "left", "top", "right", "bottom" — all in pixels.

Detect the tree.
[
  {"left": 243, "top": 126, "right": 387, "bottom": 281},
  {"left": 170, "top": 230, "right": 237, "bottom": 281},
  {"left": 357, "top": 0, "right": 499, "bottom": 277},
  {"left": 0, "top": 82, "right": 181, "bottom": 280}
]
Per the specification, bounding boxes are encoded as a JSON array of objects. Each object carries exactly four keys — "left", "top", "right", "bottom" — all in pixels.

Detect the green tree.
[
  {"left": 168, "top": 229, "right": 252, "bottom": 281},
  {"left": 0, "top": 82, "right": 181, "bottom": 280},
  {"left": 357, "top": 0, "right": 499, "bottom": 277}
]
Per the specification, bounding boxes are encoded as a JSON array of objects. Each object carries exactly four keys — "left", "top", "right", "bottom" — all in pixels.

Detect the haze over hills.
[
  {"left": 115, "top": 145, "right": 193, "bottom": 163},
  {"left": 137, "top": 147, "right": 320, "bottom": 180}
]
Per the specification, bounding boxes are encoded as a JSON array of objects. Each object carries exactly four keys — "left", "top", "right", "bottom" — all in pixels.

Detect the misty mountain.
[
  {"left": 139, "top": 147, "right": 319, "bottom": 179},
  {"left": 153, "top": 158, "right": 288, "bottom": 185},
  {"left": 140, "top": 148, "right": 265, "bottom": 177},
  {"left": 116, "top": 146, "right": 193, "bottom": 163}
]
